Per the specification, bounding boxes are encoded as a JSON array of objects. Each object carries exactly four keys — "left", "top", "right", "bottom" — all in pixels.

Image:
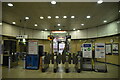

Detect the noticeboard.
[
  {"left": 112, "top": 43, "right": 119, "bottom": 55},
  {"left": 105, "top": 44, "right": 112, "bottom": 55},
  {"left": 82, "top": 43, "right": 92, "bottom": 58},
  {"left": 28, "top": 40, "right": 38, "bottom": 55},
  {"left": 95, "top": 43, "right": 105, "bottom": 58}
]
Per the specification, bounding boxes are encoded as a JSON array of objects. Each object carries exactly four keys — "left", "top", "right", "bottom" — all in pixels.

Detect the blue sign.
[{"left": 83, "top": 44, "right": 91, "bottom": 47}]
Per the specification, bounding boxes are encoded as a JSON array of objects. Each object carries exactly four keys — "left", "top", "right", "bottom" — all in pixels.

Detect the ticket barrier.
[
  {"left": 53, "top": 53, "right": 62, "bottom": 73},
  {"left": 73, "top": 53, "right": 82, "bottom": 73},
  {"left": 64, "top": 53, "right": 71, "bottom": 73},
  {"left": 41, "top": 53, "right": 50, "bottom": 72},
  {"left": 3, "top": 51, "right": 19, "bottom": 68},
  {"left": 53, "top": 56, "right": 58, "bottom": 73}
]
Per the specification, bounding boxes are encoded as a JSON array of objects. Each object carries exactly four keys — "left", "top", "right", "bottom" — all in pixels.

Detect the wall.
[
  {"left": 2, "top": 23, "right": 50, "bottom": 39},
  {"left": 2, "top": 21, "right": 120, "bottom": 39},
  {"left": 2, "top": 20, "right": 120, "bottom": 65},
  {"left": 70, "top": 35, "right": 120, "bottom": 65},
  {"left": 69, "top": 21, "right": 119, "bottom": 39},
  {"left": 38, "top": 40, "right": 50, "bottom": 53}
]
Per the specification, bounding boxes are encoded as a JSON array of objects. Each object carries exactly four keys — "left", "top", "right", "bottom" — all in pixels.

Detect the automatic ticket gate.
[
  {"left": 41, "top": 53, "right": 50, "bottom": 72},
  {"left": 64, "top": 56, "right": 69, "bottom": 73},
  {"left": 73, "top": 52, "right": 82, "bottom": 73},
  {"left": 64, "top": 53, "right": 72, "bottom": 73},
  {"left": 53, "top": 56, "right": 58, "bottom": 73},
  {"left": 53, "top": 53, "right": 61, "bottom": 73}
]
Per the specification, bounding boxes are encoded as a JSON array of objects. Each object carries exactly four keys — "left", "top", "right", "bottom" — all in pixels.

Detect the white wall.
[
  {"left": 118, "top": 21, "right": 120, "bottom": 33},
  {"left": 70, "top": 21, "right": 119, "bottom": 39},
  {"left": 2, "top": 21, "right": 120, "bottom": 39},
  {"left": 2, "top": 23, "right": 50, "bottom": 39}
]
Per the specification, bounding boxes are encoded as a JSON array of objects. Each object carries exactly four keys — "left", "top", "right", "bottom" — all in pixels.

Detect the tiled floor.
[{"left": 2, "top": 61, "right": 119, "bottom": 78}]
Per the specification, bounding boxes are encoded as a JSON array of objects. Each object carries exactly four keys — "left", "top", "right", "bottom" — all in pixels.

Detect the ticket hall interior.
[{"left": 0, "top": 1, "right": 120, "bottom": 79}]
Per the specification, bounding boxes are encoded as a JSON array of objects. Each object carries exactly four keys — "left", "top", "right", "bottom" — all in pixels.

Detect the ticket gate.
[
  {"left": 53, "top": 56, "right": 58, "bottom": 73},
  {"left": 64, "top": 56, "right": 69, "bottom": 73},
  {"left": 53, "top": 53, "right": 62, "bottom": 73},
  {"left": 73, "top": 53, "right": 82, "bottom": 73},
  {"left": 41, "top": 53, "right": 50, "bottom": 72},
  {"left": 3, "top": 51, "right": 19, "bottom": 68}
]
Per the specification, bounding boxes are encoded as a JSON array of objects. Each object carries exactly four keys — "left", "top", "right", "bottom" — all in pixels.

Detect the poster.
[
  {"left": 95, "top": 43, "right": 105, "bottom": 58},
  {"left": 82, "top": 43, "right": 92, "bottom": 58},
  {"left": 105, "top": 44, "right": 112, "bottom": 55},
  {"left": 112, "top": 43, "right": 119, "bottom": 55},
  {"left": 28, "top": 40, "right": 38, "bottom": 54}
]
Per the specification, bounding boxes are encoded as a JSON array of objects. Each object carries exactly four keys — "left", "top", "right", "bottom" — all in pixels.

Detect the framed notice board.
[
  {"left": 95, "top": 43, "right": 105, "bottom": 58},
  {"left": 105, "top": 44, "right": 112, "bottom": 55},
  {"left": 112, "top": 43, "right": 119, "bottom": 55}
]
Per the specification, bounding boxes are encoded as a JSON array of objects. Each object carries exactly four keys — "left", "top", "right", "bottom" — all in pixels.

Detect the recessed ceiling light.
[
  {"left": 71, "top": 16, "right": 75, "bottom": 19},
  {"left": 73, "top": 28, "right": 76, "bottom": 30},
  {"left": 119, "top": 10, "right": 120, "bottom": 13},
  {"left": 7, "top": 3, "right": 13, "bottom": 7},
  {"left": 25, "top": 17, "right": 29, "bottom": 20},
  {"left": 48, "top": 16, "right": 52, "bottom": 19},
  {"left": 0, "top": 22, "right": 2, "bottom": 26},
  {"left": 12, "top": 22, "right": 16, "bottom": 24},
  {"left": 81, "top": 24, "right": 84, "bottom": 26},
  {"left": 77, "top": 30, "right": 80, "bottom": 32},
  {"left": 45, "top": 29, "right": 47, "bottom": 31},
  {"left": 63, "top": 16, "right": 67, "bottom": 19},
  {"left": 51, "top": 1, "right": 57, "bottom": 5},
  {"left": 97, "top": 0, "right": 103, "bottom": 4},
  {"left": 40, "top": 16, "right": 44, "bottom": 19},
  {"left": 57, "top": 24, "right": 61, "bottom": 26},
  {"left": 86, "top": 16, "right": 91, "bottom": 19},
  {"left": 103, "top": 20, "right": 107, "bottom": 23},
  {"left": 55, "top": 16, "right": 59, "bottom": 19},
  {"left": 34, "top": 24, "right": 38, "bottom": 26},
  {"left": 59, "top": 29, "right": 61, "bottom": 30}
]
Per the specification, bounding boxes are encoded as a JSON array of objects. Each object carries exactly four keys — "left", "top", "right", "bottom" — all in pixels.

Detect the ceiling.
[{"left": 2, "top": 2, "right": 119, "bottom": 31}]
